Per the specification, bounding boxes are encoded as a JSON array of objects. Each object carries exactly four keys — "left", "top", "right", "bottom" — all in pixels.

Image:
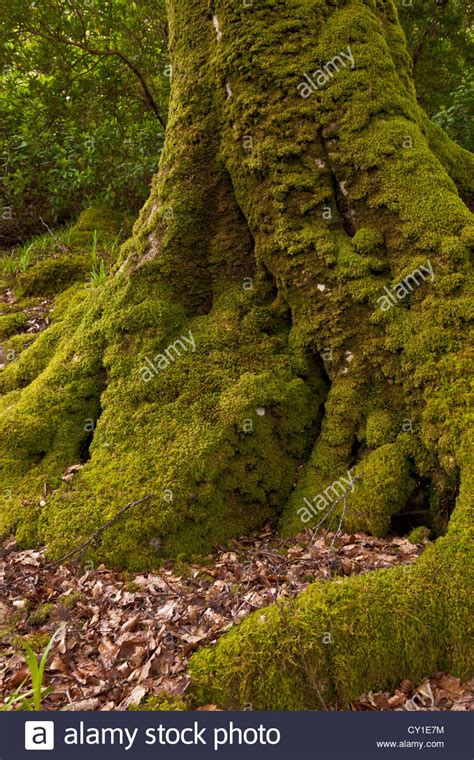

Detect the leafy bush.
[{"left": 0, "top": 0, "right": 169, "bottom": 246}]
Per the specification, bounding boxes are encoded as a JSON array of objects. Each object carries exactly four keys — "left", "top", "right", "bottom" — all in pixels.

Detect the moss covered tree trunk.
[{"left": 1, "top": 0, "right": 472, "bottom": 706}]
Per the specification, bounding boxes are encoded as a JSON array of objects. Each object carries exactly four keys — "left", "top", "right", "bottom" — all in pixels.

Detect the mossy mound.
[
  {"left": 0, "top": 268, "right": 325, "bottom": 568},
  {"left": 73, "top": 206, "right": 128, "bottom": 235},
  {"left": 0, "top": 208, "right": 130, "bottom": 374},
  {"left": 17, "top": 255, "right": 90, "bottom": 297},
  {"left": 27, "top": 602, "right": 54, "bottom": 626},
  {"left": 406, "top": 526, "right": 430, "bottom": 544},
  {"left": 0, "top": 311, "right": 28, "bottom": 339}
]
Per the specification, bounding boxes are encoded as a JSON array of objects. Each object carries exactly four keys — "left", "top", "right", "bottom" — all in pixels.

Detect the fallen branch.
[{"left": 49, "top": 494, "right": 154, "bottom": 568}]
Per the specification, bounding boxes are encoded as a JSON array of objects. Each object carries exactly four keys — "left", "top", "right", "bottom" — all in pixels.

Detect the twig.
[
  {"left": 39, "top": 217, "right": 68, "bottom": 253},
  {"left": 310, "top": 473, "right": 363, "bottom": 542},
  {"left": 49, "top": 494, "right": 154, "bottom": 568},
  {"left": 158, "top": 572, "right": 187, "bottom": 597},
  {"left": 330, "top": 495, "right": 349, "bottom": 551},
  {"left": 275, "top": 595, "right": 328, "bottom": 711},
  {"left": 295, "top": 638, "right": 328, "bottom": 711}
]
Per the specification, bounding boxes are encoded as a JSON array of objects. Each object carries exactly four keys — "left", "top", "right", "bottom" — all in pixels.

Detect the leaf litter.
[{"left": 0, "top": 527, "right": 472, "bottom": 711}]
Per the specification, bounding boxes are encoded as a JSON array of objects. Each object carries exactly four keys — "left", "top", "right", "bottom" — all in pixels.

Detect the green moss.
[
  {"left": 280, "top": 379, "right": 362, "bottom": 536},
  {"left": 346, "top": 443, "right": 416, "bottom": 536},
  {"left": 16, "top": 255, "right": 90, "bottom": 297},
  {"left": 460, "top": 224, "right": 474, "bottom": 247},
  {"left": 406, "top": 526, "right": 430, "bottom": 544},
  {"left": 50, "top": 284, "right": 89, "bottom": 322},
  {"left": 0, "top": 267, "right": 326, "bottom": 567},
  {"left": 365, "top": 409, "right": 397, "bottom": 448},
  {"left": 73, "top": 206, "right": 128, "bottom": 235},
  {"left": 0, "top": 322, "right": 63, "bottom": 394},
  {"left": 352, "top": 227, "right": 384, "bottom": 255},
  {"left": 422, "top": 116, "right": 474, "bottom": 203},
  {"left": 1, "top": 332, "right": 37, "bottom": 362},
  {"left": 57, "top": 592, "right": 82, "bottom": 610},
  {"left": 130, "top": 692, "right": 189, "bottom": 711},
  {"left": 189, "top": 468, "right": 473, "bottom": 709},
  {"left": 438, "top": 236, "right": 469, "bottom": 265},
  {"left": 0, "top": 311, "right": 28, "bottom": 339},
  {"left": 12, "top": 632, "right": 51, "bottom": 653},
  {"left": 27, "top": 603, "right": 53, "bottom": 626}
]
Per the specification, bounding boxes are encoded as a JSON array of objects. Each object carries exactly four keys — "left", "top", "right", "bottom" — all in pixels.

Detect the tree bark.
[{"left": 0, "top": 0, "right": 472, "bottom": 705}]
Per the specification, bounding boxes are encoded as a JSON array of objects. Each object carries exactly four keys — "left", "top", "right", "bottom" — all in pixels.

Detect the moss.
[
  {"left": 16, "top": 256, "right": 90, "bottom": 297},
  {"left": 27, "top": 603, "right": 53, "bottom": 626},
  {"left": 280, "top": 379, "right": 362, "bottom": 536},
  {"left": 1, "top": 332, "right": 37, "bottom": 362},
  {"left": 50, "top": 284, "right": 89, "bottom": 322},
  {"left": 189, "top": 462, "right": 473, "bottom": 709},
  {"left": 460, "top": 225, "right": 474, "bottom": 247},
  {"left": 406, "top": 526, "right": 430, "bottom": 544},
  {"left": 73, "top": 206, "right": 128, "bottom": 235},
  {"left": 365, "top": 409, "right": 397, "bottom": 448},
  {"left": 130, "top": 692, "right": 189, "bottom": 711},
  {"left": 0, "top": 322, "right": 63, "bottom": 394},
  {"left": 438, "top": 236, "right": 469, "bottom": 265},
  {"left": 0, "top": 311, "right": 28, "bottom": 339},
  {"left": 12, "top": 632, "right": 51, "bottom": 653},
  {"left": 342, "top": 443, "right": 415, "bottom": 536},
  {"left": 57, "top": 592, "right": 82, "bottom": 610},
  {"left": 125, "top": 581, "right": 141, "bottom": 594},
  {"left": 422, "top": 116, "right": 474, "bottom": 204},
  {"left": 0, "top": 268, "right": 325, "bottom": 567},
  {"left": 352, "top": 227, "right": 384, "bottom": 255}
]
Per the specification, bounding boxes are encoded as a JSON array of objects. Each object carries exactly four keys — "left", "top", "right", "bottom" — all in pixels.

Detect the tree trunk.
[{"left": 1, "top": 0, "right": 472, "bottom": 705}]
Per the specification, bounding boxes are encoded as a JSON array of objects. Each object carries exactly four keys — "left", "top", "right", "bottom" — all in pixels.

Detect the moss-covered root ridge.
[{"left": 189, "top": 454, "right": 474, "bottom": 710}]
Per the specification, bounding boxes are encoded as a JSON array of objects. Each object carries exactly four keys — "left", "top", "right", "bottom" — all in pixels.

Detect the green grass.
[
  {"left": 19, "top": 245, "right": 33, "bottom": 272},
  {"left": 0, "top": 629, "right": 60, "bottom": 711},
  {"left": 0, "top": 256, "right": 18, "bottom": 276},
  {"left": 89, "top": 257, "right": 107, "bottom": 287}
]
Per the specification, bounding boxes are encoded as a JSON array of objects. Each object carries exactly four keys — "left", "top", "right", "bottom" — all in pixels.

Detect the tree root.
[{"left": 189, "top": 450, "right": 473, "bottom": 709}]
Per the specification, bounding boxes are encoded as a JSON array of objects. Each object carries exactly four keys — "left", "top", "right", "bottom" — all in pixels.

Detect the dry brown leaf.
[
  {"left": 69, "top": 698, "right": 100, "bottom": 711},
  {"left": 388, "top": 692, "right": 407, "bottom": 707},
  {"left": 99, "top": 638, "right": 120, "bottom": 668}
]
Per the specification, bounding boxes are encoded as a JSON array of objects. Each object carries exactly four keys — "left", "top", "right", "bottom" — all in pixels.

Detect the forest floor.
[{"left": 1, "top": 528, "right": 473, "bottom": 712}]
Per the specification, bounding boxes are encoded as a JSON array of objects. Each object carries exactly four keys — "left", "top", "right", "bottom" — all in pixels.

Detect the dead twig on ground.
[{"left": 50, "top": 494, "right": 154, "bottom": 568}]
